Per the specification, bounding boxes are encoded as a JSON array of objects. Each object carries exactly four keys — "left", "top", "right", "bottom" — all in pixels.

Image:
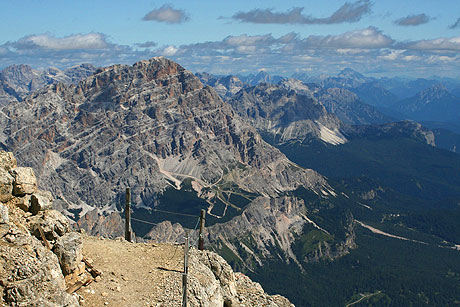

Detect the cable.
[
  {"left": 152, "top": 208, "right": 199, "bottom": 218},
  {"left": 131, "top": 217, "right": 159, "bottom": 226}
]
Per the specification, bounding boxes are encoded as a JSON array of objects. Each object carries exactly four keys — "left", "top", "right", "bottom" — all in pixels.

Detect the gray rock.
[
  {"left": 0, "top": 223, "right": 79, "bottom": 307},
  {"left": 10, "top": 167, "right": 37, "bottom": 196},
  {"left": 0, "top": 203, "right": 8, "bottom": 223},
  {"left": 30, "top": 190, "right": 53, "bottom": 215},
  {"left": 188, "top": 249, "right": 293, "bottom": 307},
  {"left": 0, "top": 169, "right": 14, "bottom": 203},
  {"left": 53, "top": 232, "right": 83, "bottom": 275},
  {"left": 28, "top": 209, "right": 71, "bottom": 243}
]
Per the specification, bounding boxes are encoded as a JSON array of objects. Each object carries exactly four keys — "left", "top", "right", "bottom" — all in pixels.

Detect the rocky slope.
[
  {"left": 228, "top": 83, "right": 347, "bottom": 145},
  {"left": 0, "top": 151, "right": 81, "bottom": 306},
  {"left": 279, "top": 79, "right": 393, "bottom": 125},
  {"left": 0, "top": 63, "right": 96, "bottom": 105},
  {"left": 0, "top": 57, "right": 329, "bottom": 228}
]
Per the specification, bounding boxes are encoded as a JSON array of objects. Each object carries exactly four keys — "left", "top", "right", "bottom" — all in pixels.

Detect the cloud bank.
[
  {"left": 11, "top": 33, "right": 111, "bottom": 50},
  {"left": 231, "top": 0, "right": 371, "bottom": 24},
  {"left": 395, "top": 14, "right": 431, "bottom": 26},
  {"left": 1, "top": 29, "right": 460, "bottom": 78},
  {"left": 142, "top": 4, "right": 189, "bottom": 24}
]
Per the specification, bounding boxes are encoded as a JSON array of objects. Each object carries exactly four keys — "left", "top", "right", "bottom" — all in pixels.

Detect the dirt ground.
[{"left": 76, "top": 235, "right": 186, "bottom": 307}]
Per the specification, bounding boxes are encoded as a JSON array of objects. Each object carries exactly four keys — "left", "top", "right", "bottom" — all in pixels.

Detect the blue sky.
[{"left": 1, "top": 0, "right": 460, "bottom": 78}]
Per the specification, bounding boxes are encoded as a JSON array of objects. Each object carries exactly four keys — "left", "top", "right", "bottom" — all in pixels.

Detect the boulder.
[
  {"left": 28, "top": 210, "right": 71, "bottom": 244},
  {"left": 0, "top": 169, "right": 14, "bottom": 203},
  {"left": 0, "top": 151, "right": 17, "bottom": 171},
  {"left": 10, "top": 194, "right": 31, "bottom": 212},
  {"left": 29, "top": 190, "right": 53, "bottom": 215},
  {"left": 53, "top": 232, "right": 83, "bottom": 275},
  {"left": 10, "top": 167, "right": 37, "bottom": 196},
  {"left": 0, "top": 203, "right": 8, "bottom": 223}
]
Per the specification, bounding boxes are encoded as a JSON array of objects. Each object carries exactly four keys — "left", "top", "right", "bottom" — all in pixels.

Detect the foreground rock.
[{"left": 0, "top": 151, "right": 80, "bottom": 306}]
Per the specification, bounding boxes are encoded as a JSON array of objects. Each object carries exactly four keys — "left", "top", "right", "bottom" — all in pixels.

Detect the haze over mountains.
[{"left": 1, "top": 58, "right": 460, "bottom": 306}]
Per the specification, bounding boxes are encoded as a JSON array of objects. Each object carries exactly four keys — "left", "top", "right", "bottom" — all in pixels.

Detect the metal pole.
[
  {"left": 125, "top": 188, "right": 132, "bottom": 242},
  {"left": 198, "top": 209, "right": 206, "bottom": 250},
  {"left": 182, "top": 232, "right": 189, "bottom": 307}
]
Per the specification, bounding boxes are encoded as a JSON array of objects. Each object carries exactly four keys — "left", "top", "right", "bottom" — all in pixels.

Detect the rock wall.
[
  {"left": 188, "top": 249, "right": 294, "bottom": 307},
  {"left": 0, "top": 151, "right": 82, "bottom": 306}
]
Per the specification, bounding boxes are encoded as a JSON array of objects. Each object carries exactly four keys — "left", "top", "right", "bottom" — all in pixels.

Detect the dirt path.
[
  {"left": 77, "top": 235, "right": 185, "bottom": 307},
  {"left": 346, "top": 291, "right": 382, "bottom": 307}
]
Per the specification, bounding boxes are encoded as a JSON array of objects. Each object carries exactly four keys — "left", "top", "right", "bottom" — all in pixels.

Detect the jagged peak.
[{"left": 415, "top": 83, "right": 456, "bottom": 101}]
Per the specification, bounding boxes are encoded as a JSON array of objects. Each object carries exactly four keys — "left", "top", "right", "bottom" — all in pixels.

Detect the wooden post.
[
  {"left": 182, "top": 232, "right": 189, "bottom": 307},
  {"left": 198, "top": 209, "right": 206, "bottom": 250},
  {"left": 125, "top": 188, "right": 132, "bottom": 242}
]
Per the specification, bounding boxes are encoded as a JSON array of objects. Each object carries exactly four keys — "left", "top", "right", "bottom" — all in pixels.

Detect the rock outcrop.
[
  {"left": 188, "top": 249, "right": 294, "bottom": 306},
  {"left": 0, "top": 151, "right": 81, "bottom": 306}
]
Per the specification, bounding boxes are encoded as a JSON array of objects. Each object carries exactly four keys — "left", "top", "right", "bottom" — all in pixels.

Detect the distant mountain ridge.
[
  {"left": 393, "top": 84, "right": 460, "bottom": 122},
  {"left": 0, "top": 63, "right": 96, "bottom": 105}
]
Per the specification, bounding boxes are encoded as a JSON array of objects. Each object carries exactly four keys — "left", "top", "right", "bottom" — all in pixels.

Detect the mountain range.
[{"left": 1, "top": 58, "right": 460, "bottom": 306}]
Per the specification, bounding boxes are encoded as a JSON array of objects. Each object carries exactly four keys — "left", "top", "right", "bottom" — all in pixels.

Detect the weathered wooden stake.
[
  {"left": 198, "top": 209, "right": 206, "bottom": 250},
  {"left": 125, "top": 187, "right": 132, "bottom": 242},
  {"left": 182, "top": 232, "right": 189, "bottom": 307}
]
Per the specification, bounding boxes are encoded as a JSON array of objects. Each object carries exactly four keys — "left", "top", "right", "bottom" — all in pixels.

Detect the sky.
[{"left": 1, "top": 0, "right": 460, "bottom": 78}]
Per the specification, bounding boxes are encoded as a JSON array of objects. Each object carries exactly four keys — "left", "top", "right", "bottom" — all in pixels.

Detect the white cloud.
[
  {"left": 142, "top": 4, "right": 189, "bottom": 24},
  {"left": 303, "top": 27, "right": 394, "bottom": 49},
  {"left": 161, "top": 45, "right": 178, "bottom": 56},
  {"left": 400, "top": 36, "right": 460, "bottom": 51},
  {"left": 223, "top": 34, "right": 274, "bottom": 47},
  {"left": 13, "top": 33, "right": 110, "bottom": 50},
  {"left": 2, "top": 28, "right": 460, "bottom": 78},
  {"left": 378, "top": 49, "right": 405, "bottom": 61}
]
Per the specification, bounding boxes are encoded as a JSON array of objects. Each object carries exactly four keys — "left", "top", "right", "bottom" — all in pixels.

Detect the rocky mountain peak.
[
  {"left": 1, "top": 64, "right": 35, "bottom": 81},
  {"left": 418, "top": 83, "right": 452, "bottom": 101},
  {"left": 1, "top": 57, "right": 329, "bottom": 230},
  {"left": 338, "top": 67, "right": 362, "bottom": 77}
]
